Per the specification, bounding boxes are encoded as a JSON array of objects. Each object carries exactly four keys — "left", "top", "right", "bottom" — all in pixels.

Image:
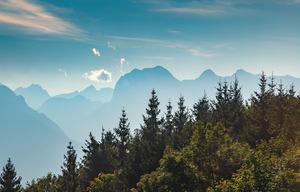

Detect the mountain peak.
[
  {"left": 199, "top": 69, "right": 216, "bottom": 77},
  {"left": 81, "top": 85, "right": 96, "bottom": 92},
  {"left": 234, "top": 69, "right": 252, "bottom": 77}
]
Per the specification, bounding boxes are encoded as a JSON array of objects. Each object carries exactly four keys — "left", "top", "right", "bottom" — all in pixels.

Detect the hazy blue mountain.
[
  {"left": 0, "top": 84, "right": 81, "bottom": 185},
  {"left": 53, "top": 86, "right": 113, "bottom": 103},
  {"left": 38, "top": 95, "right": 102, "bottom": 137},
  {"left": 14, "top": 84, "right": 51, "bottom": 110},
  {"left": 61, "top": 66, "right": 300, "bottom": 143}
]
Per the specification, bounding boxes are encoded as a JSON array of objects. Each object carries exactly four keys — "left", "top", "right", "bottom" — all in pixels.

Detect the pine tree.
[
  {"left": 164, "top": 99, "right": 173, "bottom": 136},
  {"left": 193, "top": 91, "right": 211, "bottom": 126},
  {"left": 250, "top": 71, "right": 271, "bottom": 142},
  {"left": 81, "top": 133, "right": 102, "bottom": 188},
  {"left": 142, "top": 89, "right": 163, "bottom": 142},
  {"left": 141, "top": 89, "right": 164, "bottom": 174},
  {"left": 60, "top": 142, "right": 78, "bottom": 192},
  {"left": 114, "top": 108, "right": 130, "bottom": 167},
  {"left": 229, "top": 76, "right": 245, "bottom": 137},
  {"left": 174, "top": 95, "right": 188, "bottom": 134},
  {"left": 0, "top": 158, "right": 21, "bottom": 192}
]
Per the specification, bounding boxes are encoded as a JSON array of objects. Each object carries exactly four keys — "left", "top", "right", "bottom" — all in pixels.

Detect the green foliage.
[
  {"left": 86, "top": 173, "right": 115, "bottom": 192},
  {"left": 23, "top": 173, "right": 60, "bottom": 192},
  {"left": 0, "top": 158, "right": 22, "bottom": 192}
]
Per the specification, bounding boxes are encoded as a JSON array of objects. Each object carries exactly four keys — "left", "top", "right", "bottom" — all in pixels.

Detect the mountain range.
[
  {"left": 56, "top": 66, "right": 300, "bottom": 143},
  {"left": 6, "top": 66, "right": 300, "bottom": 144},
  {"left": 0, "top": 84, "right": 82, "bottom": 184}
]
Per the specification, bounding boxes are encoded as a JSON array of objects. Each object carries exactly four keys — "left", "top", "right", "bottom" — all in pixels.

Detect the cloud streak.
[
  {"left": 189, "top": 49, "right": 222, "bottom": 58},
  {"left": 92, "top": 48, "right": 101, "bottom": 56},
  {"left": 82, "top": 69, "right": 112, "bottom": 83},
  {"left": 108, "top": 42, "right": 116, "bottom": 50},
  {"left": 0, "top": 0, "right": 83, "bottom": 37},
  {"left": 58, "top": 68, "right": 67, "bottom": 76}
]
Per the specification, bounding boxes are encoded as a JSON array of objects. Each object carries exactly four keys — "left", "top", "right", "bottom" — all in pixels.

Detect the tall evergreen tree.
[
  {"left": 60, "top": 142, "right": 78, "bottom": 192},
  {"left": 164, "top": 99, "right": 173, "bottom": 137},
  {"left": 141, "top": 89, "right": 163, "bottom": 142},
  {"left": 249, "top": 71, "right": 271, "bottom": 142},
  {"left": 193, "top": 92, "right": 211, "bottom": 126},
  {"left": 229, "top": 76, "right": 245, "bottom": 137},
  {"left": 0, "top": 158, "right": 21, "bottom": 192},
  {"left": 114, "top": 108, "right": 130, "bottom": 168},
  {"left": 81, "top": 132, "right": 102, "bottom": 188},
  {"left": 174, "top": 95, "right": 188, "bottom": 134},
  {"left": 141, "top": 89, "right": 164, "bottom": 174}
]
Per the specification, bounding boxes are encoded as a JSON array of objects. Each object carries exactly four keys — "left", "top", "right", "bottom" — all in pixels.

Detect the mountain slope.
[
  {"left": 0, "top": 84, "right": 81, "bottom": 184},
  {"left": 53, "top": 86, "right": 113, "bottom": 103},
  {"left": 14, "top": 84, "right": 50, "bottom": 110},
  {"left": 38, "top": 95, "right": 102, "bottom": 137}
]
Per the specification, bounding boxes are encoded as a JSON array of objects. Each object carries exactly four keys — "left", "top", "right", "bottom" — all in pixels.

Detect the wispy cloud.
[
  {"left": 189, "top": 49, "right": 222, "bottom": 58},
  {"left": 107, "top": 35, "right": 183, "bottom": 48},
  {"left": 82, "top": 69, "right": 112, "bottom": 83},
  {"left": 168, "top": 30, "right": 182, "bottom": 34},
  {"left": 108, "top": 42, "right": 116, "bottom": 50},
  {"left": 0, "top": 0, "right": 83, "bottom": 38},
  {"left": 139, "top": 56, "right": 175, "bottom": 60},
  {"left": 58, "top": 68, "right": 67, "bottom": 76},
  {"left": 92, "top": 48, "right": 101, "bottom": 56},
  {"left": 152, "top": 1, "right": 261, "bottom": 17}
]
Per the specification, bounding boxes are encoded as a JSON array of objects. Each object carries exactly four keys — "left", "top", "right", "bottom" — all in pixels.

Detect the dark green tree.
[
  {"left": 141, "top": 89, "right": 163, "bottom": 142},
  {"left": 114, "top": 108, "right": 130, "bottom": 168},
  {"left": 141, "top": 89, "right": 164, "bottom": 174},
  {"left": 173, "top": 95, "right": 188, "bottom": 134},
  {"left": 228, "top": 76, "right": 245, "bottom": 138},
  {"left": 193, "top": 91, "right": 211, "bottom": 126},
  {"left": 164, "top": 99, "right": 173, "bottom": 137},
  {"left": 249, "top": 71, "right": 271, "bottom": 142},
  {"left": 0, "top": 158, "right": 21, "bottom": 192},
  {"left": 80, "top": 132, "right": 102, "bottom": 188},
  {"left": 60, "top": 142, "right": 78, "bottom": 192}
]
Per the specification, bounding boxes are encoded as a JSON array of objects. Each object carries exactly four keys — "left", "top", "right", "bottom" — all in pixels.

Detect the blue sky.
[{"left": 0, "top": 0, "right": 299, "bottom": 96}]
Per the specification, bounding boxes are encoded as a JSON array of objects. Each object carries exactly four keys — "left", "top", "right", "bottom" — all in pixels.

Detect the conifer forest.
[{"left": 1, "top": 73, "right": 300, "bottom": 192}]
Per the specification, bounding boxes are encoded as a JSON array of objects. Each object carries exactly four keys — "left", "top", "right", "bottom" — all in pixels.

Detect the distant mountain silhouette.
[
  {"left": 38, "top": 95, "right": 102, "bottom": 137},
  {"left": 14, "top": 84, "right": 50, "bottom": 110},
  {"left": 62, "top": 66, "right": 300, "bottom": 143},
  {"left": 0, "top": 84, "right": 81, "bottom": 184},
  {"left": 53, "top": 86, "right": 113, "bottom": 103}
]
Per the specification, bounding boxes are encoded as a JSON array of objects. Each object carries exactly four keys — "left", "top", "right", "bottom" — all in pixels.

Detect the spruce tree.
[
  {"left": 60, "top": 142, "right": 78, "bottom": 192},
  {"left": 0, "top": 158, "right": 21, "bottom": 192},
  {"left": 193, "top": 92, "right": 211, "bottom": 126},
  {"left": 173, "top": 95, "right": 188, "bottom": 134},
  {"left": 81, "top": 133, "right": 102, "bottom": 187},
  {"left": 141, "top": 89, "right": 164, "bottom": 174},
  {"left": 164, "top": 99, "right": 173, "bottom": 136},
  {"left": 114, "top": 108, "right": 130, "bottom": 167},
  {"left": 142, "top": 89, "right": 163, "bottom": 142}
]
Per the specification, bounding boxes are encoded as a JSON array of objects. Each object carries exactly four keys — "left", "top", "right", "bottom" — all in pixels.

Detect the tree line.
[{"left": 1, "top": 72, "right": 300, "bottom": 191}]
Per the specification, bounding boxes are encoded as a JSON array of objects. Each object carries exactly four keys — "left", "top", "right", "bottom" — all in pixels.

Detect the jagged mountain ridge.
[
  {"left": 14, "top": 83, "right": 51, "bottom": 110},
  {"left": 65, "top": 66, "right": 300, "bottom": 142}
]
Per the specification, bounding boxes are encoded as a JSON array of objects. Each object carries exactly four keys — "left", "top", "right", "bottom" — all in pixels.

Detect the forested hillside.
[{"left": 1, "top": 72, "right": 300, "bottom": 192}]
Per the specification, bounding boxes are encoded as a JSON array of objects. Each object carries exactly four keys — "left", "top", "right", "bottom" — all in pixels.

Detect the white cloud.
[
  {"left": 108, "top": 42, "right": 116, "bottom": 50},
  {"left": 82, "top": 69, "right": 112, "bottom": 83},
  {"left": 189, "top": 49, "right": 222, "bottom": 58},
  {"left": 0, "top": 0, "right": 83, "bottom": 37},
  {"left": 120, "top": 58, "right": 126, "bottom": 66},
  {"left": 92, "top": 48, "right": 101, "bottom": 56},
  {"left": 58, "top": 68, "right": 67, "bottom": 76}
]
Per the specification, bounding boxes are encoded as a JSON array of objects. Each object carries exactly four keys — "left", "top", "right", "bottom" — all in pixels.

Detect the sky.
[{"left": 0, "top": 0, "right": 299, "bottom": 96}]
